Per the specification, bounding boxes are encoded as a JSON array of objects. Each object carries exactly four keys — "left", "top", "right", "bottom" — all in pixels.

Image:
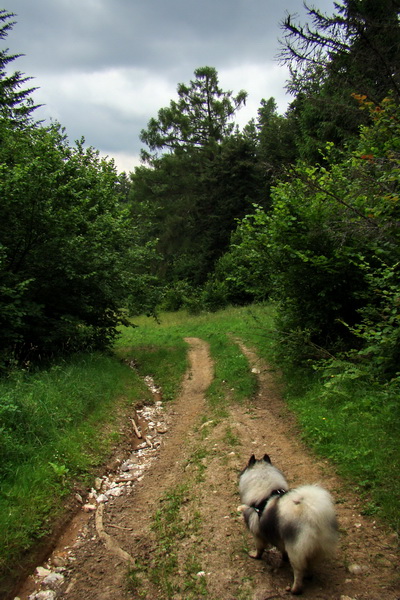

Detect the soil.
[{"left": 14, "top": 337, "right": 399, "bottom": 600}]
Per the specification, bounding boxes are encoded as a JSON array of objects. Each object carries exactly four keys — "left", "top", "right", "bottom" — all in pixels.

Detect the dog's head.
[{"left": 247, "top": 454, "right": 271, "bottom": 468}]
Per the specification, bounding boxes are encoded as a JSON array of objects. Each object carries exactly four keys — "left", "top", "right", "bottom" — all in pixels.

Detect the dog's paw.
[
  {"left": 237, "top": 504, "right": 249, "bottom": 513},
  {"left": 248, "top": 549, "right": 263, "bottom": 560}
]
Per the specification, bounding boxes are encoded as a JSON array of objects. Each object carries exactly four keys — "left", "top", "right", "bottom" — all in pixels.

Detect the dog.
[{"left": 238, "top": 454, "right": 338, "bottom": 594}]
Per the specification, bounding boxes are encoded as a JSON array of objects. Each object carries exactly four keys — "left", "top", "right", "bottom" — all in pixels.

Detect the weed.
[{"left": 223, "top": 425, "right": 240, "bottom": 447}]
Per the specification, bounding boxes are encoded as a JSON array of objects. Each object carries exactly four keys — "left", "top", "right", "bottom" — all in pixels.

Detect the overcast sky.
[{"left": 6, "top": 0, "right": 335, "bottom": 173}]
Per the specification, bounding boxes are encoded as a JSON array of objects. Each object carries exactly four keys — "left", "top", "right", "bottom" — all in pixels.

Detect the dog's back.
[{"left": 265, "top": 485, "right": 338, "bottom": 559}]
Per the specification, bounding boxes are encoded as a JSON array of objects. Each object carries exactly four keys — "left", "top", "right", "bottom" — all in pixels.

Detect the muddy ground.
[{"left": 14, "top": 337, "right": 399, "bottom": 600}]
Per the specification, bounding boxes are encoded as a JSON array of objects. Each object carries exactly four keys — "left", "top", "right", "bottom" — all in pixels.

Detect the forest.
[
  {"left": 0, "top": 1, "right": 399, "bottom": 594},
  {"left": 1, "top": 2, "right": 399, "bottom": 385}
]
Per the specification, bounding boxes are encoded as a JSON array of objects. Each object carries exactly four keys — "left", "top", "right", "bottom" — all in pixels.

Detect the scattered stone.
[
  {"left": 156, "top": 422, "right": 168, "bottom": 434},
  {"left": 106, "top": 486, "right": 123, "bottom": 498},
  {"left": 83, "top": 504, "right": 97, "bottom": 512},
  {"left": 74, "top": 493, "right": 83, "bottom": 504},
  {"left": 347, "top": 563, "right": 368, "bottom": 575},
  {"left": 96, "top": 494, "right": 109, "bottom": 504},
  {"left": 196, "top": 571, "right": 206, "bottom": 577},
  {"left": 121, "top": 460, "right": 134, "bottom": 471},
  {"left": 251, "top": 367, "right": 261, "bottom": 374},
  {"left": 29, "top": 591, "right": 56, "bottom": 600},
  {"left": 42, "top": 572, "right": 64, "bottom": 587},
  {"left": 94, "top": 477, "right": 103, "bottom": 490},
  {"left": 36, "top": 567, "right": 52, "bottom": 578}
]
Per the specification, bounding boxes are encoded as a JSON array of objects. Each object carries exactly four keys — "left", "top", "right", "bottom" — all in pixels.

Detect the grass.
[
  {"left": 0, "top": 352, "right": 153, "bottom": 595},
  {"left": 282, "top": 372, "right": 400, "bottom": 528}
]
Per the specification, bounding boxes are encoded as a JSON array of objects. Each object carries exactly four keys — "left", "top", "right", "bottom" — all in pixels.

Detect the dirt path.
[{"left": 16, "top": 338, "right": 399, "bottom": 600}]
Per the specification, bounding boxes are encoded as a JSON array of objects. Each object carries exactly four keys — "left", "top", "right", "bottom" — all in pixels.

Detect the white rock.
[
  {"left": 36, "top": 567, "right": 52, "bottom": 578},
  {"left": 82, "top": 504, "right": 97, "bottom": 512},
  {"left": 96, "top": 494, "right": 109, "bottom": 503},
  {"left": 347, "top": 563, "right": 367, "bottom": 575},
  {"left": 121, "top": 460, "right": 134, "bottom": 472},
  {"left": 106, "top": 487, "right": 123, "bottom": 497},
  {"left": 94, "top": 477, "right": 103, "bottom": 490},
  {"left": 43, "top": 572, "right": 64, "bottom": 587},
  {"left": 30, "top": 592, "right": 56, "bottom": 600}
]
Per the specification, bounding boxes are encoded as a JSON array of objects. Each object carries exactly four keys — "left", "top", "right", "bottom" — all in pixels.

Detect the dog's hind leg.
[
  {"left": 286, "top": 552, "right": 307, "bottom": 595},
  {"left": 249, "top": 536, "right": 266, "bottom": 559}
]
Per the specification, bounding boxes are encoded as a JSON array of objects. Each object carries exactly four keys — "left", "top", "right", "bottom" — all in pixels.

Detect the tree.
[
  {"left": 279, "top": 0, "right": 400, "bottom": 161},
  {"left": 0, "top": 10, "right": 39, "bottom": 126},
  {"left": 140, "top": 66, "right": 247, "bottom": 161},
  {"left": 0, "top": 124, "right": 142, "bottom": 365},
  {"left": 132, "top": 67, "right": 256, "bottom": 286},
  {"left": 280, "top": 0, "right": 400, "bottom": 101}
]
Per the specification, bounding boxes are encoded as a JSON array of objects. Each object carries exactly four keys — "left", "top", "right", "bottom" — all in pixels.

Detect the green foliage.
[
  {"left": 280, "top": 0, "right": 400, "bottom": 161},
  {"left": 0, "top": 10, "right": 39, "bottom": 126},
  {"left": 217, "top": 98, "right": 400, "bottom": 385},
  {"left": 209, "top": 208, "right": 272, "bottom": 306},
  {"left": 0, "top": 123, "right": 151, "bottom": 365},
  {"left": 133, "top": 74, "right": 263, "bottom": 286},
  {"left": 0, "top": 18, "right": 159, "bottom": 368}
]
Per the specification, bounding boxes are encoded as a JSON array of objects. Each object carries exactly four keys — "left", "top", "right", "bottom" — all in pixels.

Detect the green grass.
[
  {"left": 0, "top": 352, "right": 152, "bottom": 595},
  {"left": 282, "top": 372, "right": 400, "bottom": 529}
]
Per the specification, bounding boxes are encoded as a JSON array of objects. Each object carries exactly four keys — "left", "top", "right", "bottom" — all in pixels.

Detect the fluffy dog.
[{"left": 238, "top": 454, "right": 338, "bottom": 594}]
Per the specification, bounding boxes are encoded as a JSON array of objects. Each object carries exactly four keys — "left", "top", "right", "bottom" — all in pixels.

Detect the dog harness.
[{"left": 252, "top": 488, "right": 287, "bottom": 516}]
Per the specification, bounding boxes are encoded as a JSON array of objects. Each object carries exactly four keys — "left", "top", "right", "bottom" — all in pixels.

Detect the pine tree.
[{"left": 0, "top": 10, "right": 39, "bottom": 126}]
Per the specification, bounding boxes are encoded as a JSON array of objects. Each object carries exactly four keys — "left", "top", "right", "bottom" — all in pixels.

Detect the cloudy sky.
[{"left": 6, "top": 0, "right": 335, "bottom": 173}]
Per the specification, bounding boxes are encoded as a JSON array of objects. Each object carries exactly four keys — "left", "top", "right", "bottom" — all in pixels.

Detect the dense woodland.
[{"left": 1, "top": 0, "right": 400, "bottom": 394}]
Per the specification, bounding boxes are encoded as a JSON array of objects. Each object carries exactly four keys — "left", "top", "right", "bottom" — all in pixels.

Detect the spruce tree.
[{"left": 0, "top": 10, "right": 39, "bottom": 126}]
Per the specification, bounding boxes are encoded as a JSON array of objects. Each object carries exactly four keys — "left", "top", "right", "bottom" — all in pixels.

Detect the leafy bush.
[
  {"left": 217, "top": 98, "right": 400, "bottom": 386},
  {"left": 0, "top": 125, "right": 150, "bottom": 367}
]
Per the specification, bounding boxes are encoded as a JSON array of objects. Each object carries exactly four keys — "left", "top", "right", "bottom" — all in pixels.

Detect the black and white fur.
[{"left": 238, "top": 454, "right": 338, "bottom": 595}]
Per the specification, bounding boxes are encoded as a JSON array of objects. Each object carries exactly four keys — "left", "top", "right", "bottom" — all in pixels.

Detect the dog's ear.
[
  {"left": 263, "top": 453, "right": 271, "bottom": 464},
  {"left": 248, "top": 454, "right": 256, "bottom": 466}
]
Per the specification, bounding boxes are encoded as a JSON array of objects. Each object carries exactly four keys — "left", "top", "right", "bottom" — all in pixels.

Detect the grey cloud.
[{"left": 5, "top": 0, "right": 336, "bottom": 171}]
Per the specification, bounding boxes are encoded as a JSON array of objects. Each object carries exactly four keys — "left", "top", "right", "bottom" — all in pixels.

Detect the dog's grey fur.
[{"left": 239, "top": 454, "right": 338, "bottom": 594}]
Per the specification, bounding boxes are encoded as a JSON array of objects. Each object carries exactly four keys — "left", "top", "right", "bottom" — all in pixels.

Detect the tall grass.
[{"left": 0, "top": 352, "right": 152, "bottom": 594}]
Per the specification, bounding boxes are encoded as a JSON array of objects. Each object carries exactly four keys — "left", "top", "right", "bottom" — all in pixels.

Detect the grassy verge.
[{"left": 0, "top": 352, "right": 153, "bottom": 595}]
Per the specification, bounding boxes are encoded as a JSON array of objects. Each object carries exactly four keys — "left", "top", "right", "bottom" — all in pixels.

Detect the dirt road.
[{"left": 16, "top": 338, "right": 399, "bottom": 600}]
